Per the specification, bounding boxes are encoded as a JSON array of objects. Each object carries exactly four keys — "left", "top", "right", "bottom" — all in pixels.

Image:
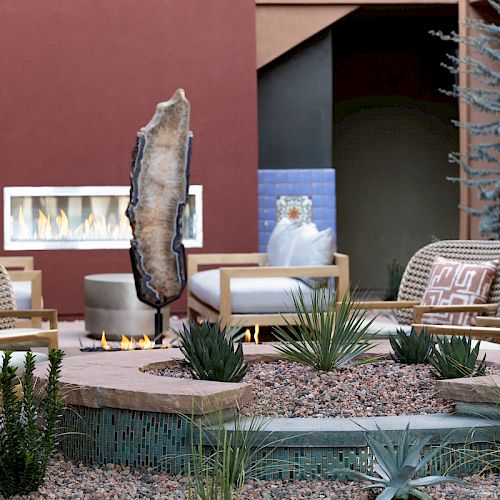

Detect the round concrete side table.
[{"left": 84, "top": 274, "right": 170, "bottom": 339}]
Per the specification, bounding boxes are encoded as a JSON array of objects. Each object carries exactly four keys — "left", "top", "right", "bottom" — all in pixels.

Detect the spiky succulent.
[
  {"left": 178, "top": 321, "right": 247, "bottom": 383},
  {"left": 390, "top": 328, "right": 432, "bottom": 365},
  {"left": 348, "top": 423, "right": 463, "bottom": 500},
  {"left": 429, "top": 334, "right": 486, "bottom": 379},
  {"left": 273, "top": 287, "right": 375, "bottom": 372}
]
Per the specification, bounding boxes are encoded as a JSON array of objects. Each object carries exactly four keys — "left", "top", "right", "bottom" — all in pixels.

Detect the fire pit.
[{"left": 33, "top": 344, "right": 500, "bottom": 477}]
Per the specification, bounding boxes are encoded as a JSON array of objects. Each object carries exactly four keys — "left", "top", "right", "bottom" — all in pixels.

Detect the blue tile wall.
[{"left": 258, "top": 169, "right": 336, "bottom": 252}]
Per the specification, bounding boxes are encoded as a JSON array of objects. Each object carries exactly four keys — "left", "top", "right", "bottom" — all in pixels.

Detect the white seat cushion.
[
  {"left": 0, "top": 351, "right": 49, "bottom": 378},
  {"left": 189, "top": 269, "right": 315, "bottom": 314},
  {"left": 12, "top": 281, "right": 32, "bottom": 309},
  {"left": 364, "top": 320, "right": 412, "bottom": 337}
]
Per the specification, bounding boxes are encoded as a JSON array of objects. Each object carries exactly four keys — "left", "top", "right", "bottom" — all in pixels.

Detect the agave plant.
[
  {"left": 273, "top": 287, "right": 375, "bottom": 372},
  {"left": 390, "top": 328, "right": 432, "bottom": 365},
  {"left": 178, "top": 321, "right": 247, "bottom": 383},
  {"left": 429, "top": 335, "right": 486, "bottom": 379},
  {"left": 348, "top": 424, "right": 463, "bottom": 500}
]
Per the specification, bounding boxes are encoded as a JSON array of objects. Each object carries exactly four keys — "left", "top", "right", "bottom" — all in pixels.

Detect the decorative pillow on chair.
[
  {"left": 267, "top": 218, "right": 302, "bottom": 266},
  {"left": 420, "top": 257, "right": 497, "bottom": 326},
  {"left": 288, "top": 223, "right": 335, "bottom": 288}
]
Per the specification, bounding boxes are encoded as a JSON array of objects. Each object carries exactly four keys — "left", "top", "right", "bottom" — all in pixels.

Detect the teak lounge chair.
[
  {"left": 187, "top": 252, "right": 350, "bottom": 328},
  {"left": 0, "top": 262, "right": 58, "bottom": 350}
]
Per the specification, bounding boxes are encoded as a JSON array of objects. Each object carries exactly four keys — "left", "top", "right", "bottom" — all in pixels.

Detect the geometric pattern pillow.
[{"left": 420, "top": 257, "right": 497, "bottom": 326}]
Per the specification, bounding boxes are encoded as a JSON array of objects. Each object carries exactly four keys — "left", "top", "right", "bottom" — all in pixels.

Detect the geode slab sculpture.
[{"left": 126, "top": 89, "right": 192, "bottom": 321}]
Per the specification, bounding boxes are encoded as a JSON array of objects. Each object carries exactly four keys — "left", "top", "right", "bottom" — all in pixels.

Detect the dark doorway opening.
[{"left": 333, "top": 6, "right": 460, "bottom": 292}]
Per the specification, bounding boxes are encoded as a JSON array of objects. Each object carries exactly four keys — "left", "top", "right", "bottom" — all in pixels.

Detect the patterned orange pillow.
[{"left": 420, "top": 257, "right": 497, "bottom": 326}]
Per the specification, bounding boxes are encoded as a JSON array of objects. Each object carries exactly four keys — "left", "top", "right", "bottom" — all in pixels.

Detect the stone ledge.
[
  {"left": 215, "top": 413, "right": 499, "bottom": 448},
  {"left": 436, "top": 375, "right": 500, "bottom": 404},
  {"left": 33, "top": 347, "right": 270, "bottom": 415}
]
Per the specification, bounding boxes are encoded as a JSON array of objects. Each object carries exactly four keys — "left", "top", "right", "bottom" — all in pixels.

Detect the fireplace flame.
[{"left": 18, "top": 206, "right": 130, "bottom": 241}]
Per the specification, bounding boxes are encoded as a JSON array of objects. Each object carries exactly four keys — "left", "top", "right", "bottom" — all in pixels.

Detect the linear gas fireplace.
[{"left": 3, "top": 186, "right": 203, "bottom": 250}]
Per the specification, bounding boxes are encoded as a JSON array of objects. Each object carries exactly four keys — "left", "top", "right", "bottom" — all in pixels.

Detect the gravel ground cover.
[
  {"left": 6, "top": 456, "right": 499, "bottom": 499},
  {"left": 152, "top": 359, "right": 492, "bottom": 417}
]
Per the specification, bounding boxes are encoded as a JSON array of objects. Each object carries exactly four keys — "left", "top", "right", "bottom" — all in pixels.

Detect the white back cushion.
[
  {"left": 267, "top": 218, "right": 302, "bottom": 266},
  {"left": 288, "top": 224, "right": 334, "bottom": 267}
]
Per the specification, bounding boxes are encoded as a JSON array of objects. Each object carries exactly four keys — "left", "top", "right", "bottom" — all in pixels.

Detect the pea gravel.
[
  {"left": 153, "top": 359, "right": 473, "bottom": 418},
  {"left": 5, "top": 456, "right": 499, "bottom": 499}
]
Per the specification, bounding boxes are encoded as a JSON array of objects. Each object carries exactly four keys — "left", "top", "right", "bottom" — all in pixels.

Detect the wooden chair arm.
[
  {"left": 187, "top": 253, "right": 267, "bottom": 279},
  {"left": 220, "top": 265, "right": 339, "bottom": 280},
  {"left": 0, "top": 309, "right": 58, "bottom": 329},
  {"left": 8, "top": 270, "right": 43, "bottom": 304},
  {"left": 413, "top": 303, "right": 498, "bottom": 323},
  {"left": 476, "top": 316, "right": 500, "bottom": 327},
  {"left": 0, "top": 256, "right": 33, "bottom": 271},
  {"left": 350, "top": 300, "right": 420, "bottom": 310},
  {"left": 0, "top": 329, "right": 58, "bottom": 350},
  {"left": 412, "top": 323, "right": 500, "bottom": 342},
  {"left": 219, "top": 264, "right": 343, "bottom": 321}
]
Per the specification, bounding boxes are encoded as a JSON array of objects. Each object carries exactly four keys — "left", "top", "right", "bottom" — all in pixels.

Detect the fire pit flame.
[
  {"left": 99, "top": 331, "right": 156, "bottom": 351},
  {"left": 101, "top": 330, "right": 111, "bottom": 350},
  {"left": 139, "top": 334, "right": 155, "bottom": 350},
  {"left": 244, "top": 325, "right": 260, "bottom": 344}
]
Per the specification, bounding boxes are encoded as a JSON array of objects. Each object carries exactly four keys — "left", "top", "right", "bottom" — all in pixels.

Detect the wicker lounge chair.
[{"left": 357, "top": 240, "right": 500, "bottom": 342}]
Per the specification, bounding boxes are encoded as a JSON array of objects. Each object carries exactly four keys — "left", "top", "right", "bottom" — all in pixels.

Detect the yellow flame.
[
  {"left": 120, "top": 334, "right": 136, "bottom": 350},
  {"left": 254, "top": 324, "right": 260, "bottom": 345},
  {"left": 139, "top": 334, "right": 155, "bottom": 350},
  {"left": 244, "top": 328, "right": 251, "bottom": 343},
  {"left": 101, "top": 330, "right": 111, "bottom": 350}
]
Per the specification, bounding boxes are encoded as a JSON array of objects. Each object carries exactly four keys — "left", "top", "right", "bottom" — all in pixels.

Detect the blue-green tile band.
[{"left": 58, "top": 406, "right": 498, "bottom": 479}]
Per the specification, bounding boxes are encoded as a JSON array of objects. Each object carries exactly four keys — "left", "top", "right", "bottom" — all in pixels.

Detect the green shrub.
[
  {"left": 348, "top": 423, "right": 463, "bottom": 499},
  {"left": 384, "top": 258, "right": 405, "bottom": 301},
  {"left": 390, "top": 328, "right": 432, "bottom": 365},
  {"left": 429, "top": 335, "right": 486, "bottom": 379},
  {"left": 178, "top": 321, "right": 247, "bottom": 383},
  {"left": 273, "top": 287, "right": 374, "bottom": 372},
  {"left": 0, "top": 349, "right": 64, "bottom": 498}
]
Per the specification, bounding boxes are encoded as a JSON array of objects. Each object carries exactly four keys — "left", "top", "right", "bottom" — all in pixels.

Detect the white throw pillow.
[
  {"left": 288, "top": 223, "right": 335, "bottom": 288},
  {"left": 267, "top": 218, "right": 302, "bottom": 266},
  {"left": 288, "top": 224, "right": 334, "bottom": 267}
]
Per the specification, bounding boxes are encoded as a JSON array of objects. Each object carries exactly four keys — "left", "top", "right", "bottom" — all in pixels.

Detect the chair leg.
[{"left": 47, "top": 331, "right": 59, "bottom": 350}]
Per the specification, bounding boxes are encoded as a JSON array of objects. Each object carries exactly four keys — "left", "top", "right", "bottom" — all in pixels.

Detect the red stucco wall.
[{"left": 0, "top": 0, "right": 258, "bottom": 317}]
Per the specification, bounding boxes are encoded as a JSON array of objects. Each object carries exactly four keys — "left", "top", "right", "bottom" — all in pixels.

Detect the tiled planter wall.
[{"left": 258, "top": 169, "right": 336, "bottom": 252}]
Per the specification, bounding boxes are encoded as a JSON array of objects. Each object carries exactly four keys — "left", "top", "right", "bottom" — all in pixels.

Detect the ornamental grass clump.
[
  {"left": 0, "top": 349, "right": 64, "bottom": 498},
  {"left": 429, "top": 335, "right": 486, "bottom": 379},
  {"left": 178, "top": 321, "right": 247, "bottom": 383},
  {"left": 187, "top": 411, "right": 273, "bottom": 500},
  {"left": 390, "top": 328, "right": 433, "bottom": 365},
  {"left": 348, "top": 423, "right": 463, "bottom": 500},
  {"left": 273, "top": 287, "right": 374, "bottom": 372}
]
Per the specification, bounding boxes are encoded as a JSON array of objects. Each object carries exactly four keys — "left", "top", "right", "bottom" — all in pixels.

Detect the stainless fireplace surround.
[{"left": 3, "top": 185, "right": 203, "bottom": 250}]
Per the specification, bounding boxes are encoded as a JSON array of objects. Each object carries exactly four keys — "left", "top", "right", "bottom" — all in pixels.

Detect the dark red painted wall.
[{"left": 0, "top": 0, "right": 258, "bottom": 317}]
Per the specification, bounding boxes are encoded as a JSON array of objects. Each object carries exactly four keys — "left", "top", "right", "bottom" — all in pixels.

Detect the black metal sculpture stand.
[{"left": 154, "top": 308, "right": 163, "bottom": 345}]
